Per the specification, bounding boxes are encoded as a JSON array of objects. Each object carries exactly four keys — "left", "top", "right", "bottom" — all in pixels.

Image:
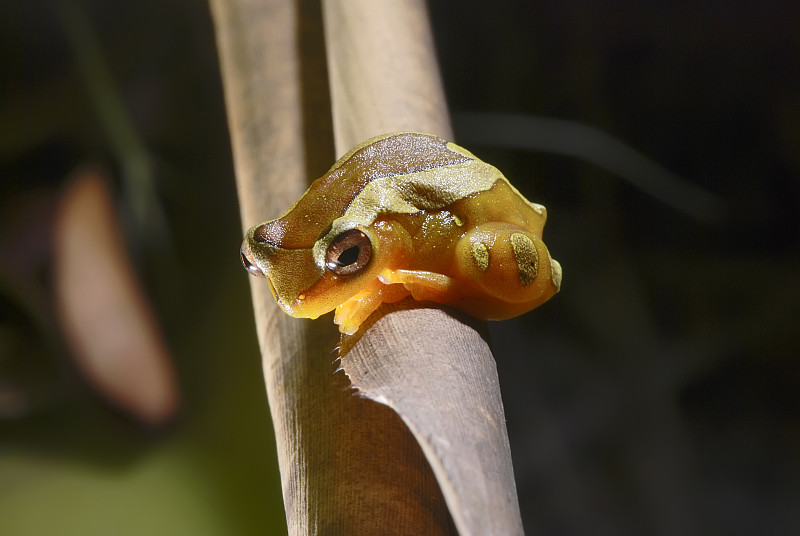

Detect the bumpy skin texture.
[{"left": 240, "top": 132, "right": 562, "bottom": 335}]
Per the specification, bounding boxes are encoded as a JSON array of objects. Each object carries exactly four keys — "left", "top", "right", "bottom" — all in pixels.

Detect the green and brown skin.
[{"left": 240, "top": 132, "right": 562, "bottom": 335}]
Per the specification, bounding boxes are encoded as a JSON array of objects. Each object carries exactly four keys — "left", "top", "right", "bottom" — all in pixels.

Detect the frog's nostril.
[
  {"left": 240, "top": 242, "right": 265, "bottom": 278},
  {"left": 253, "top": 224, "right": 271, "bottom": 244}
]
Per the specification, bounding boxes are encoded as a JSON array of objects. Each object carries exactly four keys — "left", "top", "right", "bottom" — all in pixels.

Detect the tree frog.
[{"left": 240, "top": 132, "right": 562, "bottom": 335}]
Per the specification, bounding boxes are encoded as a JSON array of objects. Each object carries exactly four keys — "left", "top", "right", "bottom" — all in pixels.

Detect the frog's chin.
[{"left": 275, "top": 296, "right": 299, "bottom": 317}]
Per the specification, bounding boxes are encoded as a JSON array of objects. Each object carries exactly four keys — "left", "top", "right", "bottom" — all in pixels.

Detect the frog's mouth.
[
  {"left": 241, "top": 241, "right": 283, "bottom": 307},
  {"left": 240, "top": 238, "right": 314, "bottom": 314}
]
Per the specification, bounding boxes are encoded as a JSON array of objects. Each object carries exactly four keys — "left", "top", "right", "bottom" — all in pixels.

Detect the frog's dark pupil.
[{"left": 336, "top": 246, "right": 360, "bottom": 266}]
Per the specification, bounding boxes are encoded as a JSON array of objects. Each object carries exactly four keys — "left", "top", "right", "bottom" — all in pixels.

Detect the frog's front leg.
[
  {"left": 335, "top": 268, "right": 467, "bottom": 334},
  {"left": 377, "top": 268, "right": 473, "bottom": 304},
  {"left": 334, "top": 279, "right": 411, "bottom": 335}
]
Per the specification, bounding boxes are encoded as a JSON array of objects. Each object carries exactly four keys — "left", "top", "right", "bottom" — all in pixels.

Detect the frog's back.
[{"left": 449, "top": 178, "right": 548, "bottom": 236}]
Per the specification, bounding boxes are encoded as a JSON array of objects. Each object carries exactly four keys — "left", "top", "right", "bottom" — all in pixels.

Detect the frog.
[{"left": 240, "top": 132, "right": 562, "bottom": 335}]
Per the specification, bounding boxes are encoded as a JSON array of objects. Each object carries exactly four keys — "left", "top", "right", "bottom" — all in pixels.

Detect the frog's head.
[{"left": 240, "top": 214, "right": 384, "bottom": 320}]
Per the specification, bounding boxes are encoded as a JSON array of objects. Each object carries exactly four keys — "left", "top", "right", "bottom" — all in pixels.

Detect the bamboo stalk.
[
  {"left": 324, "top": 1, "right": 523, "bottom": 535},
  {"left": 322, "top": 0, "right": 453, "bottom": 151}
]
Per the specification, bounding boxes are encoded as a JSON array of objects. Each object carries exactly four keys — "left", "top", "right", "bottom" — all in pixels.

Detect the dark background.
[{"left": 2, "top": 1, "right": 798, "bottom": 534}]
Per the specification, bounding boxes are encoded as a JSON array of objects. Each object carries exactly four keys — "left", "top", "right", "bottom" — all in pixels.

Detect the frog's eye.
[
  {"left": 240, "top": 241, "right": 265, "bottom": 278},
  {"left": 325, "top": 229, "right": 372, "bottom": 276}
]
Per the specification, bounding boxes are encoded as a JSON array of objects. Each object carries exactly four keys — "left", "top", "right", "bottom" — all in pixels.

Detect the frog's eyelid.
[{"left": 316, "top": 223, "right": 333, "bottom": 242}]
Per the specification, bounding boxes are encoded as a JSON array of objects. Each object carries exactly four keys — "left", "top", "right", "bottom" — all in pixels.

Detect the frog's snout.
[{"left": 240, "top": 240, "right": 266, "bottom": 278}]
